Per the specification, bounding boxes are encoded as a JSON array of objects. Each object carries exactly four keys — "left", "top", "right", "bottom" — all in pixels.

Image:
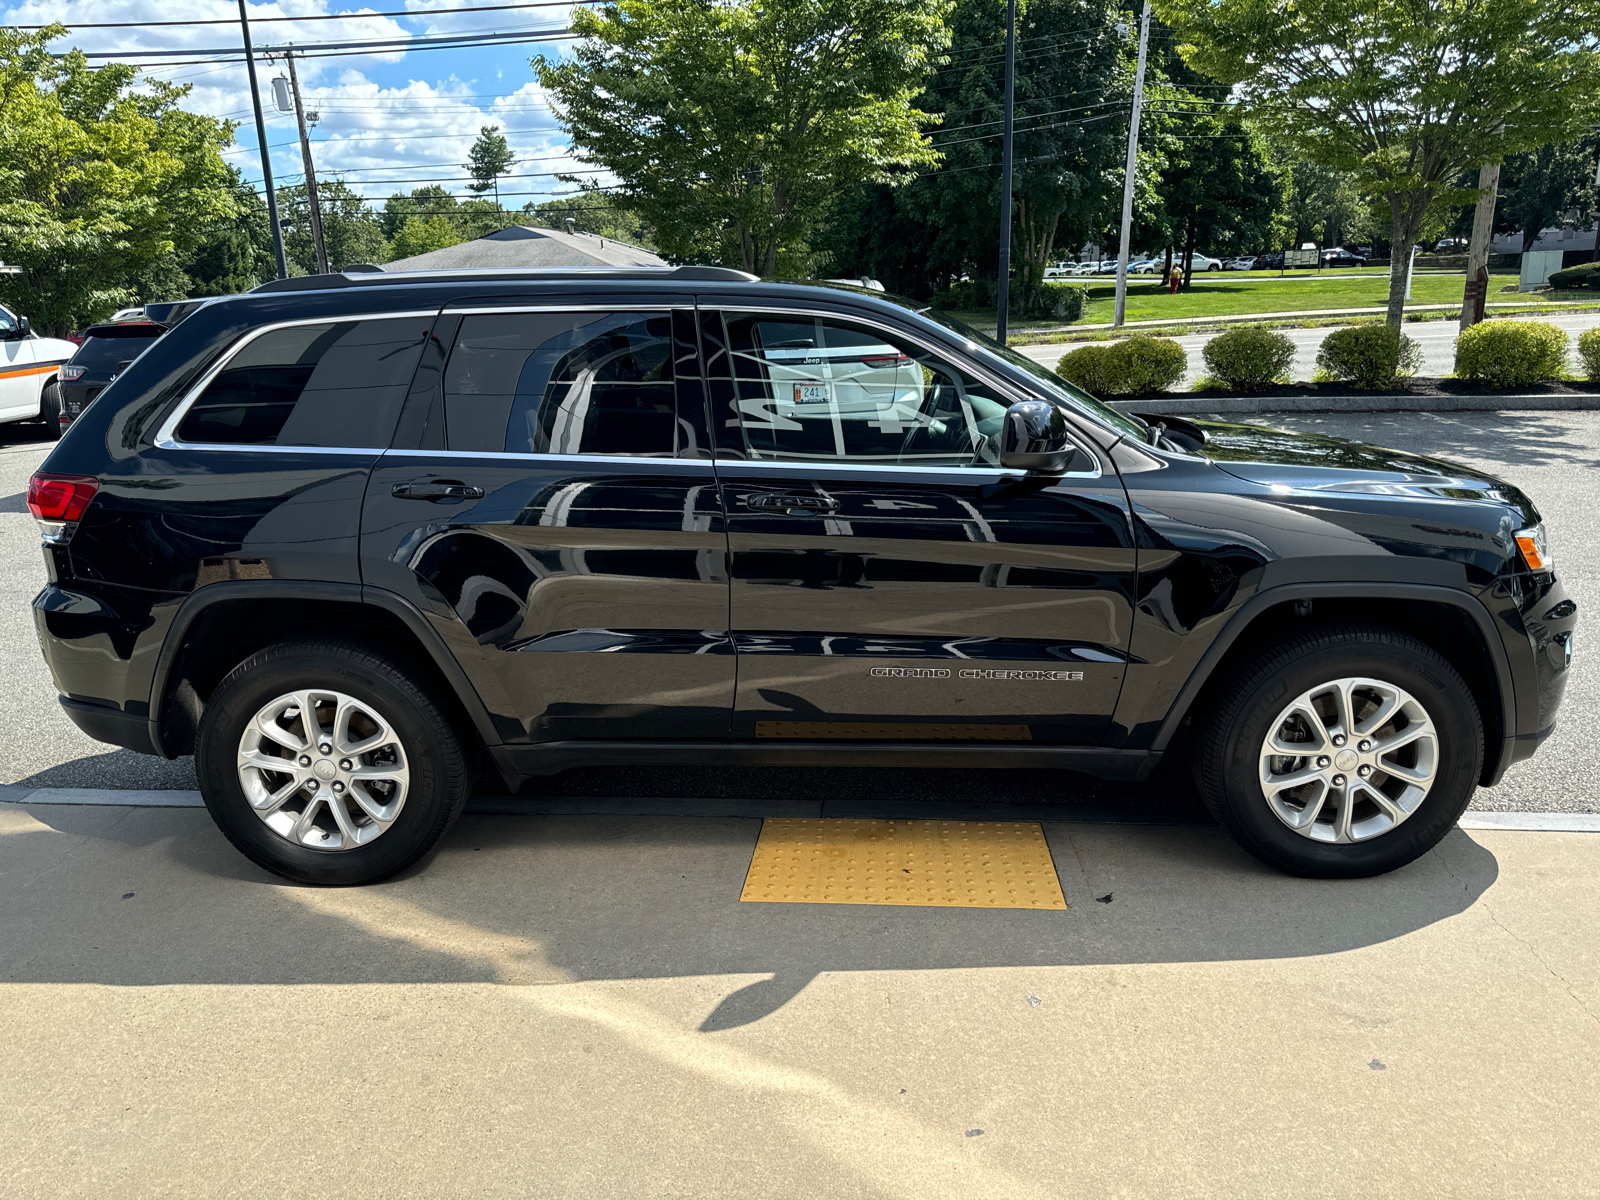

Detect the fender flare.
[
  {"left": 1149, "top": 581, "right": 1517, "bottom": 780},
  {"left": 146, "top": 579, "right": 501, "bottom": 756}
]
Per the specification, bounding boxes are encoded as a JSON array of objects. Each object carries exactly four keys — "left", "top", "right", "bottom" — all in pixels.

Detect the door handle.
[
  {"left": 391, "top": 479, "right": 485, "bottom": 501},
  {"left": 746, "top": 492, "right": 838, "bottom": 514}
]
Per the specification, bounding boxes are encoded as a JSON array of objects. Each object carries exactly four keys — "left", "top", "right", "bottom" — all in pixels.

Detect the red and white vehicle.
[{"left": 0, "top": 303, "right": 77, "bottom": 435}]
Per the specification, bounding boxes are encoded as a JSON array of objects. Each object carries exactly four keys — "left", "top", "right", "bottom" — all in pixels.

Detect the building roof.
[{"left": 382, "top": 224, "right": 666, "bottom": 272}]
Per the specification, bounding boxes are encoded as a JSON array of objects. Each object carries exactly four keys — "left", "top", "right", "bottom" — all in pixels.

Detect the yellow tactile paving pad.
[{"left": 739, "top": 818, "right": 1067, "bottom": 909}]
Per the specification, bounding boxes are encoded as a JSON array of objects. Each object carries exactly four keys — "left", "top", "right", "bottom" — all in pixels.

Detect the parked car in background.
[
  {"left": 1, "top": 303, "right": 78, "bottom": 437},
  {"left": 1184, "top": 253, "right": 1224, "bottom": 272},
  {"left": 56, "top": 320, "right": 168, "bottom": 434},
  {"left": 1128, "top": 259, "right": 1161, "bottom": 274},
  {"left": 1434, "top": 238, "right": 1468, "bottom": 253},
  {"left": 1070, "top": 261, "right": 1098, "bottom": 276},
  {"left": 1254, "top": 251, "right": 1285, "bottom": 270},
  {"left": 1223, "top": 256, "right": 1258, "bottom": 271},
  {"left": 1320, "top": 248, "right": 1368, "bottom": 268}
]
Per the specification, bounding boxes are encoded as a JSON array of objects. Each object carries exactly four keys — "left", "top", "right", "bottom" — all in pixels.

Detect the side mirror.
[
  {"left": 999, "top": 400, "right": 1077, "bottom": 474},
  {"left": 16, "top": 316, "right": 30, "bottom": 339}
]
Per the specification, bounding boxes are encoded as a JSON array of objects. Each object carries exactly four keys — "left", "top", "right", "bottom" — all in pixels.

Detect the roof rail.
[{"left": 250, "top": 264, "right": 760, "bottom": 294}]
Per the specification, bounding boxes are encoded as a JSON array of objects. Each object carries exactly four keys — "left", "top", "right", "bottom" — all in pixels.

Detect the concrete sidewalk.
[{"left": 2, "top": 803, "right": 1595, "bottom": 1197}]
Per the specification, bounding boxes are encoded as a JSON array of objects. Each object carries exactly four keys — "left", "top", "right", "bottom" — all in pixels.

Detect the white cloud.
[{"left": 0, "top": 0, "right": 598, "bottom": 208}]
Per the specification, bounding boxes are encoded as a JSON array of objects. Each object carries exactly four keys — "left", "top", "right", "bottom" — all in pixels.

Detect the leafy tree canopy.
[
  {"left": 1154, "top": 0, "right": 1600, "bottom": 324},
  {"left": 524, "top": 190, "right": 657, "bottom": 249},
  {"left": 388, "top": 214, "right": 463, "bottom": 260},
  {"left": 276, "top": 178, "right": 387, "bottom": 272},
  {"left": 535, "top": 0, "right": 952, "bottom": 275},
  {"left": 466, "top": 125, "right": 515, "bottom": 195},
  {"left": 0, "top": 27, "right": 237, "bottom": 334},
  {"left": 1494, "top": 138, "right": 1600, "bottom": 252}
]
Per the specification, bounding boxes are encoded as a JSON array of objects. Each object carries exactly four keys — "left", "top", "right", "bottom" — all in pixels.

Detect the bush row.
[
  {"left": 929, "top": 278, "right": 1086, "bottom": 321},
  {"left": 1052, "top": 321, "right": 1600, "bottom": 396}
]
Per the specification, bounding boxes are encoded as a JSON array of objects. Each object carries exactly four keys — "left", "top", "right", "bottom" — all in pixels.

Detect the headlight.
[
  {"left": 1515, "top": 524, "right": 1552, "bottom": 572},
  {"left": 59, "top": 365, "right": 86, "bottom": 381}
]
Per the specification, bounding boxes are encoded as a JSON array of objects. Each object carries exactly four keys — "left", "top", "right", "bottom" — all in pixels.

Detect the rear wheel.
[
  {"left": 196, "top": 637, "right": 469, "bottom": 885},
  {"left": 38, "top": 380, "right": 62, "bottom": 440},
  {"left": 1194, "top": 623, "right": 1482, "bottom": 878}
]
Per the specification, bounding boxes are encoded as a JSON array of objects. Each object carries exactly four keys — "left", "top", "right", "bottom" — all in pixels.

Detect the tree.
[
  {"left": 1156, "top": 0, "right": 1600, "bottom": 325},
  {"left": 1496, "top": 138, "right": 1600, "bottom": 252},
  {"left": 0, "top": 28, "right": 237, "bottom": 333},
  {"left": 382, "top": 184, "right": 458, "bottom": 239},
  {"left": 185, "top": 167, "right": 276, "bottom": 296},
  {"left": 466, "top": 124, "right": 514, "bottom": 223},
  {"left": 535, "top": 0, "right": 951, "bottom": 276},
  {"left": 387, "top": 215, "right": 463, "bottom": 260},
  {"left": 524, "top": 190, "right": 657, "bottom": 248},
  {"left": 276, "top": 179, "right": 387, "bottom": 272},
  {"left": 1278, "top": 160, "right": 1371, "bottom": 250},
  {"left": 815, "top": 0, "right": 1133, "bottom": 301},
  {"left": 1156, "top": 111, "right": 1282, "bottom": 283}
]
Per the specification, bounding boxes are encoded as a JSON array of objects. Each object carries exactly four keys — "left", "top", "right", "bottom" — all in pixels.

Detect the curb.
[
  {"left": 3, "top": 786, "right": 1597, "bottom": 830},
  {"left": 1107, "top": 393, "right": 1600, "bottom": 416}
]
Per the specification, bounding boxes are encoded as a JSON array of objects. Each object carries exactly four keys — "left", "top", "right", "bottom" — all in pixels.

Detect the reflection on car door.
[
  {"left": 703, "top": 306, "right": 1139, "bottom": 745},
  {"left": 361, "top": 299, "right": 734, "bottom": 744}
]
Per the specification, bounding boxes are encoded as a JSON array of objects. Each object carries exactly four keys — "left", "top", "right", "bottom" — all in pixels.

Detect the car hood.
[{"left": 1193, "top": 418, "right": 1534, "bottom": 512}]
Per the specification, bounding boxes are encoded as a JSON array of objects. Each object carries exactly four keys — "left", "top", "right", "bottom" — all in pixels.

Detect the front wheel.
[
  {"left": 38, "top": 380, "right": 62, "bottom": 440},
  {"left": 1193, "top": 624, "right": 1482, "bottom": 878},
  {"left": 196, "top": 637, "right": 470, "bottom": 885}
]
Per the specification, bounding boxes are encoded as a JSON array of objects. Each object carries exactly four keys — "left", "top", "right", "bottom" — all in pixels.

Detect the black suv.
[
  {"left": 29, "top": 267, "right": 1576, "bottom": 885},
  {"left": 56, "top": 320, "right": 168, "bottom": 435}
]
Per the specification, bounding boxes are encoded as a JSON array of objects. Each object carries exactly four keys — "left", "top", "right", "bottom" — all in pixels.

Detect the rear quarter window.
[{"left": 175, "top": 317, "right": 429, "bottom": 448}]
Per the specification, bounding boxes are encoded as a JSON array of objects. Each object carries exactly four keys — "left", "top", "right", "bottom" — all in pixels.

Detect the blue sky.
[{"left": 2, "top": 0, "right": 596, "bottom": 213}]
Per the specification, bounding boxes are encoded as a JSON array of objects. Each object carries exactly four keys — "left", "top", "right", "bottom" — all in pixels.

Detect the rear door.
[
  {"left": 360, "top": 297, "right": 733, "bottom": 744},
  {"left": 703, "top": 305, "right": 1138, "bottom": 745}
]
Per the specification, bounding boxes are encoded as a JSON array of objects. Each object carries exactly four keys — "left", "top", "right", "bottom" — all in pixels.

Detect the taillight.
[
  {"left": 28, "top": 474, "right": 99, "bottom": 543},
  {"left": 861, "top": 353, "right": 911, "bottom": 368},
  {"left": 59, "top": 365, "right": 86, "bottom": 381}
]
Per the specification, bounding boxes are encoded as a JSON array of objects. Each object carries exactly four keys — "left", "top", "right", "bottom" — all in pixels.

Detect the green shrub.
[
  {"left": 1056, "top": 344, "right": 1121, "bottom": 394},
  {"left": 928, "top": 278, "right": 1086, "bottom": 321},
  {"left": 1315, "top": 323, "right": 1424, "bottom": 389},
  {"left": 1056, "top": 334, "right": 1186, "bottom": 396},
  {"left": 1201, "top": 325, "right": 1296, "bottom": 390},
  {"left": 1546, "top": 263, "right": 1600, "bottom": 290},
  {"left": 1578, "top": 327, "right": 1600, "bottom": 381},
  {"left": 1454, "top": 320, "right": 1569, "bottom": 386}
]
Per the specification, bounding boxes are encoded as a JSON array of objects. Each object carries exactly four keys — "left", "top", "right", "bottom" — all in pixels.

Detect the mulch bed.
[{"left": 1189, "top": 378, "right": 1600, "bottom": 400}]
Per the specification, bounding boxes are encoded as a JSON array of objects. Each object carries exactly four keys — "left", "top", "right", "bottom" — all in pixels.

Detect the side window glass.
[
  {"left": 443, "top": 310, "right": 676, "bottom": 456},
  {"left": 176, "top": 318, "right": 427, "bottom": 447},
  {"left": 0, "top": 308, "right": 15, "bottom": 336},
  {"left": 720, "top": 313, "right": 1008, "bottom": 467}
]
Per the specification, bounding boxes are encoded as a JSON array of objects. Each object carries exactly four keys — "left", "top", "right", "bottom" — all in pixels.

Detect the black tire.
[
  {"left": 196, "top": 637, "right": 470, "bottom": 885},
  {"left": 1193, "top": 623, "right": 1482, "bottom": 879},
  {"left": 38, "top": 380, "right": 62, "bottom": 440}
]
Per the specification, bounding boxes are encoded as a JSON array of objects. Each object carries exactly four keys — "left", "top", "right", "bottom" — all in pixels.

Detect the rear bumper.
[{"left": 59, "top": 696, "right": 158, "bottom": 756}]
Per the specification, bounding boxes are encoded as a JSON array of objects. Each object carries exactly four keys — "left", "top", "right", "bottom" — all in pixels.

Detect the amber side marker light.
[{"left": 1514, "top": 525, "right": 1551, "bottom": 572}]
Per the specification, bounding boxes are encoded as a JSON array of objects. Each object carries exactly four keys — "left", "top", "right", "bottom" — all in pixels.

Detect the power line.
[
  {"left": 71, "top": 25, "right": 570, "bottom": 59},
  {"left": 13, "top": 0, "right": 596, "bottom": 28}
]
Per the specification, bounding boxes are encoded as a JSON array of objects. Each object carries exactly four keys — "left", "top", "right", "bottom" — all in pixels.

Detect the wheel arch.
[
  {"left": 1152, "top": 583, "right": 1515, "bottom": 786},
  {"left": 148, "top": 581, "right": 501, "bottom": 759}
]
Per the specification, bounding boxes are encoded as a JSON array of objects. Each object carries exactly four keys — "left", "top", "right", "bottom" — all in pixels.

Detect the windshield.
[{"left": 914, "top": 307, "right": 1147, "bottom": 443}]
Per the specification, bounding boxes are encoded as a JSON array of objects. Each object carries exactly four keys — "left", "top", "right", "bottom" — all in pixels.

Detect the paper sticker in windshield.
[{"left": 792, "top": 380, "right": 829, "bottom": 405}]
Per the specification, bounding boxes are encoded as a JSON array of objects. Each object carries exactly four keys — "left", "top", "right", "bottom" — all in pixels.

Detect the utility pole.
[
  {"left": 995, "top": 0, "right": 1017, "bottom": 345},
  {"left": 1459, "top": 160, "right": 1501, "bottom": 331},
  {"left": 1113, "top": 0, "right": 1152, "bottom": 328},
  {"left": 276, "top": 50, "right": 329, "bottom": 275},
  {"left": 238, "top": 0, "right": 287, "bottom": 279}
]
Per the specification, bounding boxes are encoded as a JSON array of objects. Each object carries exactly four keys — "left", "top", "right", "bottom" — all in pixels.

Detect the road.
[{"left": 1019, "top": 310, "right": 1600, "bottom": 388}]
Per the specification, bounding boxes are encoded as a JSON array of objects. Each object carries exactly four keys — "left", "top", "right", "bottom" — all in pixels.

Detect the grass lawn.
[{"left": 947, "top": 270, "right": 1600, "bottom": 331}]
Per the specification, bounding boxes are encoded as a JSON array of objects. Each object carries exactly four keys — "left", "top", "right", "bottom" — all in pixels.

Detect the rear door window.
[
  {"left": 442, "top": 310, "right": 677, "bottom": 456},
  {"left": 175, "top": 317, "right": 429, "bottom": 447}
]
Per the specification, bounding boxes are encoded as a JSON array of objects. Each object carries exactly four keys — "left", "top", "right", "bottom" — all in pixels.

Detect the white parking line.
[{"left": 1, "top": 786, "right": 1597, "bottom": 830}]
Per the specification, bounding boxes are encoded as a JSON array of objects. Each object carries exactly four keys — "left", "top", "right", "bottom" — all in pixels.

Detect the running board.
[{"left": 491, "top": 741, "right": 1160, "bottom": 783}]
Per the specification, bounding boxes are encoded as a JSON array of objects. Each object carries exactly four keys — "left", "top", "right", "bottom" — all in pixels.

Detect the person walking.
[{"left": 1168, "top": 263, "right": 1183, "bottom": 294}]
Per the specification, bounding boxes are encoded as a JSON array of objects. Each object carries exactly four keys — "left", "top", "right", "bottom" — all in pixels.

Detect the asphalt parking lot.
[{"left": 3, "top": 409, "right": 1597, "bottom": 1197}]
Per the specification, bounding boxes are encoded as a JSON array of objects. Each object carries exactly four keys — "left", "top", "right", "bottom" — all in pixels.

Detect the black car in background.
[
  {"left": 56, "top": 320, "right": 167, "bottom": 434},
  {"left": 26, "top": 266, "right": 1577, "bottom": 887},
  {"left": 1320, "top": 248, "right": 1369, "bottom": 268}
]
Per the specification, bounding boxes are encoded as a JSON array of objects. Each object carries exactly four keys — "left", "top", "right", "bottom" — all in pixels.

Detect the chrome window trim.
[
  {"left": 380, "top": 447, "right": 713, "bottom": 472},
  {"left": 444, "top": 303, "right": 688, "bottom": 316},
  {"left": 702, "top": 304, "right": 1104, "bottom": 480},
  {"left": 152, "top": 310, "right": 440, "bottom": 450}
]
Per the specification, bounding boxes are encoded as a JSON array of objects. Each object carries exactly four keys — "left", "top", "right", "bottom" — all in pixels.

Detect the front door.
[
  {"left": 0, "top": 306, "right": 40, "bottom": 421},
  {"left": 360, "top": 300, "right": 733, "bottom": 744},
  {"left": 703, "top": 306, "right": 1138, "bottom": 745}
]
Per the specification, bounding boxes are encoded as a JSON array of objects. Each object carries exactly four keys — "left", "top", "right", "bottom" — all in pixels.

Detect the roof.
[{"left": 382, "top": 224, "right": 667, "bottom": 272}]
